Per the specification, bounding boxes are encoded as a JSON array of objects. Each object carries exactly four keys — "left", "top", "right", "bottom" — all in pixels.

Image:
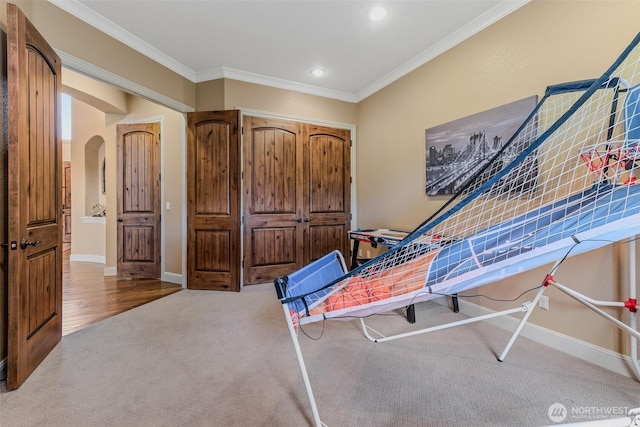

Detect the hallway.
[{"left": 62, "top": 245, "right": 182, "bottom": 335}]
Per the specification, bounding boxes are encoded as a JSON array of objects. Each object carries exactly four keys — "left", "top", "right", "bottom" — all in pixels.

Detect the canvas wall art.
[{"left": 425, "top": 95, "right": 538, "bottom": 196}]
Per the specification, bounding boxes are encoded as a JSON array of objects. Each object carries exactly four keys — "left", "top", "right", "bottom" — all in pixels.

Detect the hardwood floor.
[{"left": 62, "top": 245, "right": 182, "bottom": 336}]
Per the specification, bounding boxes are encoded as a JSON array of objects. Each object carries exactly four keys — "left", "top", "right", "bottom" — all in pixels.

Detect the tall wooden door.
[
  {"left": 116, "top": 123, "right": 161, "bottom": 279},
  {"left": 243, "top": 117, "right": 304, "bottom": 284},
  {"left": 304, "top": 125, "right": 351, "bottom": 264},
  {"left": 62, "top": 161, "right": 71, "bottom": 243},
  {"left": 7, "top": 3, "right": 63, "bottom": 390},
  {"left": 186, "top": 111, "right": 240, "bottom": 291},
  {"left": 243, "top": 117, "right": 351, "bottom": 284}
]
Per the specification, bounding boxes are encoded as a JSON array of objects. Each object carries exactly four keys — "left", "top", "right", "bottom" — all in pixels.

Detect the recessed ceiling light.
[
  {"left": 311, "top": 68, "right": 326, "bottom": 77},
  {"left": 369, "top": 6, "right": 387, "bottom": 22}
]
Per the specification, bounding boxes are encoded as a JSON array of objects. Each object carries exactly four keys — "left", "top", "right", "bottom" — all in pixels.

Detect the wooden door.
[
  {"left": 116, "top": 123, "right": 161, "bottom": 279},
  {"left": 186, "top": 111, "right": 240, "bottom": 291},
  {"left": 243, "top": 117, "right": 304, "bottom": 284},
  {"left": 304, "top": 125, "right": 351, "bottom": 263},
  {"left": 243, "top": 117, "right": 351, "bottom": 284},
  {"left": 62, "top": 161, "right": 71, "bottom": 243},
  {"left": 7, "top": 3, "right": 63, "bottom": 390}
]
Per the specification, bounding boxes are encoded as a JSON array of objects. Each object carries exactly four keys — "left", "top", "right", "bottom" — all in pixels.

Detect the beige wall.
[
  {"left": 1, "top": 0, "right": 639, "bottom": 370},
  {"left": 356, "top": 0, "right": 640, "bottom": 354},
  {"left": 223, "top": 79, "right": 358, "bottom": 125},
  {"left": 196, "top": 79, "right": 358, "bottom": 125},
  {"left": 64, "top": 70, "right": 128, "bottom": 115},
  {"left": 62, "top": 83, "right": 184, "bottom": 279},
  {"left": 0, "top": 0, "right": 197, "bottom": 111},
  {"left": 69, "top": 98, "right": 108, "bottom": 260},
  {"left": 104, "top": 95, "right": 185, "bottom": 277},
  {"left": 195, "top": 79, "right": 225, "bottom": 112},
  {"left": 358, "top": 0, "right": 640, "bottom": 230}
]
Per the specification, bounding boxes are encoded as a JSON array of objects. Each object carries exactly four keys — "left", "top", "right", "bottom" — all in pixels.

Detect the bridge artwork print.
[{"left": 426, "top": 95, "right": 538, "bottom": 196}]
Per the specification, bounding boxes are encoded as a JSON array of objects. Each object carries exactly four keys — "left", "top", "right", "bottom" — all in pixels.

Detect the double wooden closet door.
[{"left": 187, "top": 112, "right": 351, "bottom": 290}]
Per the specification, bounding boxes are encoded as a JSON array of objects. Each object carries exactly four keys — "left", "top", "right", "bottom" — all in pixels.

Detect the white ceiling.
[{"left": 51, "top": 0, "right": 530, "bottom": 103}]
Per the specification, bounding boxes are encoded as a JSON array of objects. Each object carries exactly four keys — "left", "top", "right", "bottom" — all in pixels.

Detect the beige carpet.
[{"left": 0, "top": 283, "right": 638, "bottom": 426}]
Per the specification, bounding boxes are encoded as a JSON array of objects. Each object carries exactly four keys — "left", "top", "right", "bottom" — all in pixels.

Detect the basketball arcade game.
[{"left": 275, "top": 33, "right": 640, "bottom": 427}]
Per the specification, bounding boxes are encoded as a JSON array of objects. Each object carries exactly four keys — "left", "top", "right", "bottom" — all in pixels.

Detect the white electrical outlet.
[
  {"left": 539, "top": 295, "right": 549, "bottom": 310},
  {"left": 366, "top": 250, "right": 371, "bottom": 258}
]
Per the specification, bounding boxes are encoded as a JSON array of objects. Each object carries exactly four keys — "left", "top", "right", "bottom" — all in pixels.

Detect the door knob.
[
  {"left": 20, "top": 238, "right": 41, "bottom": 249},
  {"left": 295, "top": 218, "right": 302, "bottom": 223},
  {"left": 304, "top": 218, "right": 310, "bottom": 222},
  {"left": 117, "top": 218, "right": 123, "bottom": 222}
]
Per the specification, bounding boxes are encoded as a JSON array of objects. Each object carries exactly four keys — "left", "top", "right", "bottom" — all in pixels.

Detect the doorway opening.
[{"left": 61, "top": 76, "right": 181, "bottom": 336}]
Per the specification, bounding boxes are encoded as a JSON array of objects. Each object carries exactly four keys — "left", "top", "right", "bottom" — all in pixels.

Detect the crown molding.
[
  {"left": 199, "top": 67, "right": 359, "bottom": 103},
  {"left": 51, "top": 0, "right": 529, "bottom": 105},
  {"left": 49, "top": 0, "right": 196, "bottom": 81}
]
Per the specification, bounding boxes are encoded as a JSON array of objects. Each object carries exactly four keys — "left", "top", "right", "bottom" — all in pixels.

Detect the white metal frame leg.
[
  {"left": 282, "top": 303, "right": 327, "bottom": 427},
  {"left": 628, "top": 238, "right": 640, "bottom": 380},
  {"left": 498, "top": 285, "right": 547, "bottom": 361},
  {"left": 548, "top": 279, "right": 640, "bottom": 341},
  {"left": 360, "top": 300, "right": 535, "bottom": 345}
]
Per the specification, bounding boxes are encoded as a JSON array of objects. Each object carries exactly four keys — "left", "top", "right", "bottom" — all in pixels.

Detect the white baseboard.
[
  {"left": 162, "top": 272, "right": 184, "bottom": 287},
  {"left": 69, "top": 254, "right": 106, "bottom": 264},
  {"left": 434, "top": 298, "right": 638, "bottom": 380},
  {"left": 103, "top": 267, "right": 117, "bottom": 276},
  {"left": 101, "top": 267, "right": 182, "bottom": 286}
]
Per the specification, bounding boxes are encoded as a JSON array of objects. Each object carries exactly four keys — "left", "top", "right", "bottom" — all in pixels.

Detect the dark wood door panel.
[
  {"left": 248, "top": 126, "right": 297, "bottom": 214},
  {"left": 308, "top": 134, "right": 349, "bottom": 213},
  {"left": 190, "top": 228, "right": 237, "bottom": 289},
  {"left": 7, "top": 3, "right": 63, "bottom": 389},
  {"left": 120, "top": 222, "right": 158, "bottom": 277},
  {"left": 62, "top": 162, "right": 71, "bottom": 243},
  {"left": 63, "top": 213, "right": 71, "bottom": 243},
  {"left": 194, "top": 230, "right": 231, "bottom": 271},
  {"left": 26, "top": 250, "right": 57, "bottom": 335},
  {"left": 243, "top": 116, "right": 304, "bottom": 284},
  {"left": 187, "top": 111, "right": 240, "bottom": 291},
  {"left": 243, "top": 117, "right": 351, "bottom": 284},
  {"left": 304, "top": 125, "right": 351, "bottom": 264},
  {"left": 193, "top": 121, "right": 231, "bottom": 214},
  {"left": 116, "top": 123, "right": 161, "bottom": 279},
  {"left": 308, "top": 224, "right": 348, "bottom": 262},
  {"left": 245, "top": 223, "right": 300, "bottom": 283}
]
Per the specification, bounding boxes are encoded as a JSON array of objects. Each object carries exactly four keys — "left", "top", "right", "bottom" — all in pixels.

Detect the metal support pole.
[
  {"left": 550, "top": 279, "right": 640, "bottom": 341},
  {"left": 628, "top": 238, "right": 640, "bottom": 380},
  {"left": 360, "top": 303, "right": 532, "bottom": 343},
  {"left": 282, "top": 303, "right": 325, "bottom": 427},
  {"left": 498, "top": 285, "right": 547, "bottom": 362}
]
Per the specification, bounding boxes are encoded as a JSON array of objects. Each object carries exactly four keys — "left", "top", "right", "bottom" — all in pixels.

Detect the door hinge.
[
  {"left": 159, "top": 214, "right": 162, "bottom": 221},
  {"left": 241, "top": 171, "right": 244, "bottom": 180},
  {"left": 158, "top": 132, "right": 161, "bottom": 140},
  {"left": 159, "top": 173, "right": 161, "bottom": 181},
  {"left": 350, "top": 176, "right": 352, "bottom": 184},
  {"left": 241, "top": 215, "right": 244, "bottom": 225},
  {"left": 350, "top": 140, "right": 352, "bottom": 147},
  {"left": 350, "top": 213, "right": 352, "bottom": 220},
  {"left": 241, "top": 126, "right": 244, "bottom": 135}
]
